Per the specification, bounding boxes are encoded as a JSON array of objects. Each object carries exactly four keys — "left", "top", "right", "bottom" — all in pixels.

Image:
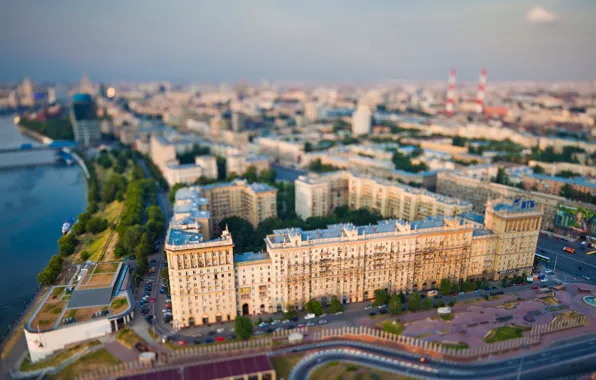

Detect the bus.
[
  {"left": 587, "top": 251, "right": 596, "bottom": 256},
  {"left": 534, "top": 253, "right": 551, "bottom": 263},
  {"left": 563, "top": 247, "right": 576, "bottom": 254}
]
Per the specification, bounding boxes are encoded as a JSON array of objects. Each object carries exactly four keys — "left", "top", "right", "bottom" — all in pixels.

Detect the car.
[
  {"left": 291, "top": 317, "right": 299, "bottom": 322},
  {"left": 145, "top": 315, "right": 154, "bottom": 320},
  {"left": 160, "top": 289, "right": 167, "bottom": 294},
  {"left": 204, "top": 338, "right": 214, "bottom": 343},
  {"left": 582, "top": 275, "right": 591, "bottom": 281},
  {"left": 379, "top": 309, "right": 388, "bottom": 315},
  {"left": 177, "top": 340, "right": 187, "bottom": 346},
  {"left": 420, "top": 294, "right": 427, "bottom": 299},
  {"left": 450, "top": 292, "right": 457, "bottom": 296},
  {"left": 532, "top": 286, "right": 538, "bottom": 290},
  {"left": 193, "top": 333, "right": 203, "bottom": 338},
  {"left": 420, "top": 357, "right": 428, "bottom": 363},
  {"left": 215, "top": 336, "right": 225, "bottom": 342},
  {"left": 489, "top": 292, "right": 498, "bottom": 296},
  {"left": 162, "top": 308, "right": 171, "bottom": 313},
  {"left": 193, "top": 339, "right": 202, "bottom": 345},
  {"left": 545, "top": 269, "right": 554, "bottom": 275},
  {"left": 364, "top": 305, "right": 373, "bottom": 310},
  {"left": 306, "top": 322, "right": 316, "bottom": 327},
  {"left": 318, "top": 319, "right": 328, "bottom": 325},
  {"left": 498, "top": 291, "right": 504, "bottom": 295},
  {"left": 275, "top": 327, "right": 285, "bottom": 332},
  {"left": 216, "top": 328, "right": 225, "bottom": 333},
  {"left": 267, "top": 328, "right": 274, "bottom": 333},
  {"left": 369, "top": 312, "right": 377, "bottom": 316},
  {"left": 540, "top": 284, "right": 548, "bottom": 288},
  {"left": 163, "top": 315, "right": 173, "bottom": 323},
  {"left": 259, "top": 322, "right": 270, "bottom": 328},
  {"left": 335, "top": 311, "right": 343, "bottom": 315},
  {"left": 288, "top": 325, "right": 295, "bottom": 330},
  {"left": 254, "top": 330, "right": 265, "bottom": 336},
  {"left": 298, "top": 323, "right": 306, "bottom": 328},
  {"left": 459, "top": 292, "right": 464, "bottom": 295},
  {"left": 150, "top": 260, "right": 157, "bottom": 264},
  {"left": 475, "top": 289, "right": 482, "bottom": 293},
  {"left": 150, "top": 297, "right": 156, "bottom": 303},
  {"left": 282, "top": 319, "right": 290, "bottom": 324},
  {"left": 304, "top": 313, "right": 316, "bottom": 320},
  {"left": 141, "top": 308, "right": 149, "bottom": 315},
  {"left": 319, "top": 313, "right": 327, "bottom": 318},
  {"left": 208, "top": 330, "right": 216, "bottom": 336},
  {"left": 229, "top": 334, "right": 236, "bottom": 340},
  {"left": 378, "top": 304, "right": 387, "bottom": 309},
  {"left": 271, "top": 320, "right": 281, "bottom": 325}
]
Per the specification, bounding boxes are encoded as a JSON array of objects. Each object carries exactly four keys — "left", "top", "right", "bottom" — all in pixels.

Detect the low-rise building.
[{"left": 25, "top": 262, "right": 134, "bottom": 362}]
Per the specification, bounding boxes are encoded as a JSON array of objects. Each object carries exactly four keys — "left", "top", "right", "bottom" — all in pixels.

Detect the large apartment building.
[
  {"left": 173, "top": 179, "right": 277, "bottom": 236},
  {"left": 437, "top": 171, "right": 596, "bottom": 230},
  {"left": 166, "top": 189, "right": 541, "bottom": 328},
  {"left": 296, "top": 171, "right": 472, "bottom": 221}
]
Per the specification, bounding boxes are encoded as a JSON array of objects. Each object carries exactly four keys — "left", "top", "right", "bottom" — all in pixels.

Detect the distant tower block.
[
  {"left": 445, "top": 69, "right": 456, "bottom": 116},
  {"left": 476, "top": 68, "right": 487, "bottom": 114}
]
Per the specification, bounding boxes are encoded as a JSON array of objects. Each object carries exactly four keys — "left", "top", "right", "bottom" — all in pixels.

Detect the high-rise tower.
[
  {"left": 445, "top": 69, "right": 456, "bottom": 116},
  {"left": 476, "top": 68, "right": 487, "bottom": 114}
]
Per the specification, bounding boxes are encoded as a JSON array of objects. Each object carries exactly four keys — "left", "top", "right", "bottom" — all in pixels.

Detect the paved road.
[
  {"left": 537, "top": 234, "right": 596, "bottom": 283},
  {"left": 289, "top": 336, "right": 596, "bottom": 380}
]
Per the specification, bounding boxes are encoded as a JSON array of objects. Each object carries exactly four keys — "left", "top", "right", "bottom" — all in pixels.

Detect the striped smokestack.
[
  {"left": 476, "top": 68, "right": 487, "bottom": 114},
  {"left": 445, "top": 69, "right": 456, "bottom": 116}
]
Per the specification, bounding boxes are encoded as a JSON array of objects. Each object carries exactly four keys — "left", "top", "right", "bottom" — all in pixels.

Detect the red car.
[
  {"left": 215, "top": 336, "right": 225, "bottom": 342},
  {"left": 150, "top": 297, "right": 156, "bottom": 304},
  {"left": 532, "top": 286, "right": 538, "bottom": 290},
  {"left": 177, "top": 340, "right": 187, "bottom": 346}
]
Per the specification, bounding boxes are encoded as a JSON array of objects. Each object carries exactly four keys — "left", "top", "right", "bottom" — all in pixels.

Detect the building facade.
[
  {"left": 352, "top": 104, "right": 372, "bottom": 136},
  {"left": 437, "top": 171, "right": 596, "bottom": 230},
  {"left": 166, "top": 189, "right": 541, "bottom": 328},
  {"left": 295, "top": 171, "right": 472, "bottom": 221},
  {"left": 70, "top": 93, "right": 101, "bottom": 147}
]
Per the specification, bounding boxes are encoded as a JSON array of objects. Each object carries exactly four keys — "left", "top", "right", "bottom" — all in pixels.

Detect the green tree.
[
  {"left": 398, "top": 291, "right": 406, "bottom": 304},
  {"left": 533, "top": 165, "right": 545, "bottom": 174},
  {"left": 168, "top": 183, "right": 186, "bottom": 204},
  {"left": 86, "top": 217, "right": 108, "bottom": 234},
  {"left": 305, "top": 299, "right": 323, "bottom": 316},
  {"left": 494, "top": 167, "right": 509, "bottom": 185},
  {"left": 439, "top": 278, "right": 452, "bottom": 296},
  {"left": 58, "top": 234, "right": 78, "bottom": 257},
  {"left": 80, "top": 250, "right": 91, "bottom": 261},
  {"left": 284, "top": 305, "right": 298, "bottom": 320},
  {"left": 235, "top": 316, "right": 254, "bottom": 340},
  {"left": 78, "top": 211, "right": 92, "bottom": 233},
  {"left": 423, "top": 298, "right": 433, "bottom": 310},
  {"left": 475, "top": 279, "right": 482, "bottom": 290},
  {"left": 330, "top": 296, "right": 344, "bottom": 313},
  {"left": 408, "top": 293, "right": 421, "bottom": 312},
  {"left": 463, "top": 281, "right": 475, "bottom": 292},
  {"left": 388, "top": 293, "right": 402, "bottom": 315},
  {"left": 304, "top": 142, "right": 313, "bottom": 152},
  {"left": 373, "top": 289, "right": 389, "bottom": 306},
  {"left": 219, "top": 216, "right": 256, "bottom": 253},
  {"left": 451, "top": 283, "right": 460, "bottom": 294}
]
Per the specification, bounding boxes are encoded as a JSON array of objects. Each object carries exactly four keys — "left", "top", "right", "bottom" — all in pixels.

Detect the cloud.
[{"left": 527, "top": 6, "right": 557, "bottom": 24}]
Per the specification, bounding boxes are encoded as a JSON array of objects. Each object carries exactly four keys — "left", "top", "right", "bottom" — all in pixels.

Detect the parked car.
[
  {"left": 532, "top": 286, "right": 538, "bottom": 290},
  {"left": 271, "top": 320, "right": 281, "bottom": 325},
  {"left": 335, "top": 311, "right": 343, "bottom": 315},
  {"left": 254, "top": 330, "right": 265, "bottom": 336},
  {"left": 318, "top": 319, "right": 328, "bottom": 325},
  {"left": 177, "top": 340, "right": 187, "bottom": 346},
  {"left": 582, "top": 275, "right": 591, "bottom": 281},
  {"left": 304, "top": 313, "right": 316, "bottom": 320},
  {"left": 141, "top": 308, "right": 149, "bottom": 315},
  {"left": 298, "top": 323, "right": 306, "bottom": 328},
  {"left": 379, "top": 309, "right": 388, "bottom": 315},
  {"left": 378, "top": 304, "right": 387, "bottom": 309},
  {"left": 204, "top": 338, "right": 214, "bottom": 343},
  {"left": 369, "top": 312, "right": 377, "bottom": 316},
  {"left": 364, "top": 305, "right": 373, "bottom": 310},
  {"left": 215, "top": 336, "right": 225, "bottom": 342},
  {"left": 282, "top": 319, "right": 290, "bottom": 324},
  {"left": 259, "top": 322, "right": 270, "bottom": 328},
  {"left": 306, "top": 322, "right": 316, "bottom": 327}
]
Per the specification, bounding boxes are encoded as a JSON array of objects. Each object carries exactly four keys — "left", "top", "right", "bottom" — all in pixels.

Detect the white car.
[
  {"left": 271, "top": 319, "right": 281, "bottom": 325},
  {"left": 378, "top": 304, "right": 387, "bottom": 309},
  {"left": 319, "top": 313, "right": 327, "bottom": 318},
  {"left": 364, "top": 305, "right": 373, "bottom": 310},
  {"left": 304, "top": 313, "right": 316, "bottom": 320},
  {"left": 335, "top": 311, "right": 343, "bottom": 315},
  {"left": 282, "top": 319, "right": 290, "bottom": 324}
]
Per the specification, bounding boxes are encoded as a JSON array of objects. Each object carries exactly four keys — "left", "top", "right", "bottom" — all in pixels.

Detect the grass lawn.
[
  {"left": 116, "top": 328, "right": 146, "bottom": 350},
  {"left": 439, "top": 342, "right": 469, "bottom": 350},
  {"left": 496, "top": 302, "right": 518, "bottom": 310},
  {"left": 110, "top": 297, "right": 129, "bottom": 315},
  {"left": 552, "top": 311, "right": 585, "bottom": 323},
  {"left": 75, "top": 201, "right": 123, "bottom": 263},
  {"left": 376, "top": 320, "right": 405, "bottom": 335},
  {"left": 148, "top": 329, "right": 159, "bottom": 340},
  {"left": 53, "top": 348, "right": 120, "bottom": 380},
  {"left": 271, "top": 353, "right": 305, "bottom": 380},
  {"left": 484, "top": 325, "right": 531, "bottom": 344},
  {"left": 94, "top": 262, "right": 119, "bottom": 274},
  {"left": 20, "top": 340, "right": 100, "bottom": 372},
  {"left": 49, "top": 287, "right": 65, "bottom": 300},
  {"left": 538, "top": 296, "right": 559, "bottom": 306},
  {"left": 309, "top": 361, "right": 415, "bottom": 380},
  {"left": 440, "top": 314, "right": 454, "bottom": 321}
]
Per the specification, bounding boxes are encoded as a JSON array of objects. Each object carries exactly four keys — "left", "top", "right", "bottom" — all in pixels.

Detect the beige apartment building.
[
  {"left": 296, "top": 171, "right": 472, "bottom": 221},
  {"left": 167, "top": 187, "right": 541, "bottom": 327},
  {"left": 436, "top": 171, "right": 596, "bottom": 230}
]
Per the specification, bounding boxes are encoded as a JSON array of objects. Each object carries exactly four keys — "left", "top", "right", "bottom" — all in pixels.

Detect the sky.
[{"left": 1, "top": 0, "right": 595, "bottom": 83}]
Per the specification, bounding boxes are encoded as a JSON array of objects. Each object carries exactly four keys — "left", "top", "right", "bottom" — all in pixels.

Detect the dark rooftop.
[
  {"left": 117, "top": 355, "right": 273, "bottom": 380},
  {"left": 67, "top": 287, "right": 113, "bottom": 308}
]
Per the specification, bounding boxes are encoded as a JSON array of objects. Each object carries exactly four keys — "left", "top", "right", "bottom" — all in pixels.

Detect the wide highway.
[
  {"left": 537, "top": 234, "right": 596, "bottom": 283},
  {"left": 289, "top": 334, "right": 596, "bottom": 379}
]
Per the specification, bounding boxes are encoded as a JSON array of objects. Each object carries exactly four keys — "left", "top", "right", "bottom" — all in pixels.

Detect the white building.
[{"left": 352, "top": 105, "right": 372, "bottom": 136}]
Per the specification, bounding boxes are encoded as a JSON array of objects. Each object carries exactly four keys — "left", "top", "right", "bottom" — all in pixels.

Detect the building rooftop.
[
  {"left": 248, "top": 182, "right": 276, "bottom": 193},
  {"left": 458, "top": 211, "right": 485, "bottom": 225},
  {"left": 168, "top": 228, "right": 205, "bottom": 246},
  {"left": 234, "top": 251, "right": 271, "bottom": 264},
  {"left": 528, "top": 174, "right": 596, "bottom": 190},
  {"left": 490, "top": 199, "right": 540, "bottom": 214}
]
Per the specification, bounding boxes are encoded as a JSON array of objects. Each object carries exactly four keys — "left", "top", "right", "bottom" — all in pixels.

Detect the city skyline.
[{"left": 1, "top": 1, "right": 596, "bottom": 83}]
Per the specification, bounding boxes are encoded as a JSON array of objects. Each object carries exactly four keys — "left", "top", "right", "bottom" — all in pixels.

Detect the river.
[{"left": 0, "top": 116, "right": 87, "bottom": 340}]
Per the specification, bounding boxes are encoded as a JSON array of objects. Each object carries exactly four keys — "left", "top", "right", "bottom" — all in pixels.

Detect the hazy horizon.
[{"left": 1, "top": 1, "right": 595, "bottom": 83}]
